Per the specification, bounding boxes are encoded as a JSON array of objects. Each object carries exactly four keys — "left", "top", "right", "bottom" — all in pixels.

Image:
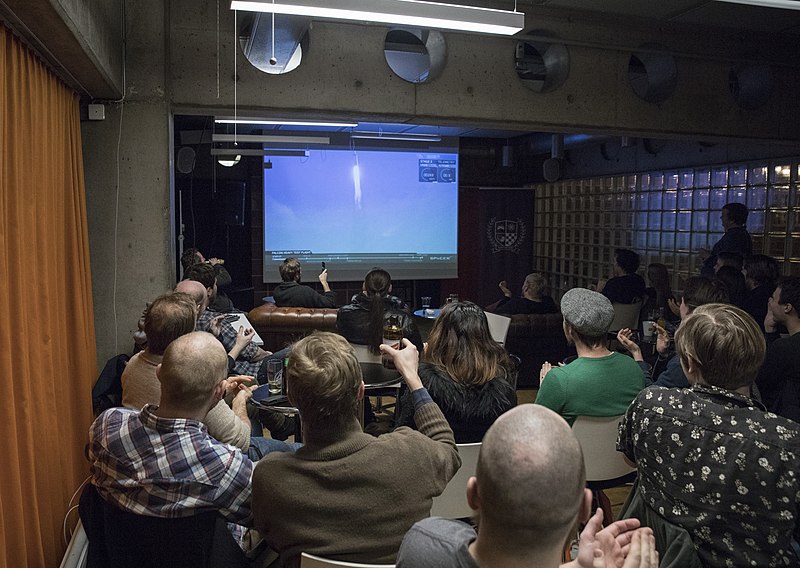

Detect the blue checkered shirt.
[
  {"left": 88, "top": 405, "right": 254, "bottom": 526},
  {"left": 197, "top": 309, "right": 263, "bottom": 377}
]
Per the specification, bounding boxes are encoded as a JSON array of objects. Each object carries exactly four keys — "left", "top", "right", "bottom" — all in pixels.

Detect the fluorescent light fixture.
[
  {"left": 713, "top": 0, "right": 800, "bottom": 8},
  {"left": 351, "top": 131, "right": 442, "bottom": 142},
  {"left": 230, "top": 0, "right": 525, "bottom": 35},
  {"left": 217, "top": 155, "right": 241, "bottom": 167},
  {"left": 215, "top": 117, "right": 359, "bottom": 127},
  {"left": 212, "top": 134, "right": 330, "bottom": 144},
  {"left": 211, "top": 148, "right": 309, "bottom": 157}
]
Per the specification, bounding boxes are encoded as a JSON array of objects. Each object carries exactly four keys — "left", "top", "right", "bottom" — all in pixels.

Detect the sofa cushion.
[{"left": 248, "top": 303, "right": 338, "bottom": 352}]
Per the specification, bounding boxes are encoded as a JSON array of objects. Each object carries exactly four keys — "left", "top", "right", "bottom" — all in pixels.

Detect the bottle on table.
[{"left": 382, "top": 314, "right": 403, "bottom": 369}]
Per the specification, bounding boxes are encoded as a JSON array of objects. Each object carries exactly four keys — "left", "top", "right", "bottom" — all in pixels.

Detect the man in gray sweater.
[{"left": 252, "top": 331, "right": 461, "bottom": 568}]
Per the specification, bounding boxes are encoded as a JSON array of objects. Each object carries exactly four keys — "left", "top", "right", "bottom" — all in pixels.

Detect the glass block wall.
[{"left": 533, "top": 160, "right": 800, "bottom": 298}]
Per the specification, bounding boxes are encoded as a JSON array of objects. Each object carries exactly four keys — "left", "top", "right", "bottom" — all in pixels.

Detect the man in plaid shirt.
[{"left": 88, "top": 331, "right": 253, "bottom": 526}]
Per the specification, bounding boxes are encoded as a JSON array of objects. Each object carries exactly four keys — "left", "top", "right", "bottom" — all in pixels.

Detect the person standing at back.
[{"left": 699, "top": 202, "right": 752, "bottom": 277}]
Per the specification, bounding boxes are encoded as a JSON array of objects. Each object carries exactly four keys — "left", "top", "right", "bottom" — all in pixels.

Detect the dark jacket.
[
  {"left": 742, "top": 284, "right": 774, "bottom": 333},
  {"left": 273, "top": 281, "right": 337, "bottom": 308},
  {"left": 700, "top": 226, "right": 752, "bottom": 277},
  {"left": 336, "top": 294, "right": 423, "bottom": 352},
  {"left": 396, "top": 363, "right": 517, "bottom": 443},
  {"left": 602, "top": 274, "right": 646, "bottom": 304}
]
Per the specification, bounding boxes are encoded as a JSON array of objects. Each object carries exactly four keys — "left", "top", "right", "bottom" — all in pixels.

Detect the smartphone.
[{"left": 321, "top": 261, "right": 326, "bottom": 271}]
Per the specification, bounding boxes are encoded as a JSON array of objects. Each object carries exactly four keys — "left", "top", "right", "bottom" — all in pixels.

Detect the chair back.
[
  {"left": 429, "top": 442, "right": 481, "bottom": 519},
  {"left": 609, "top": 300, "right": 643, "bottom": 333},
  {"left": 300, "top": 552, "right": 395, "bottom": 567},
  {"left": 79, "top": 483, "right": 249, "bottom": 568},
  {"left": 350, "top": 343, "right": 382, "bottom": 364},
  {"left": 485, "top": 312, "right": 512, "bottom": 346},
  {"left": 571, "top": 415, "right": 636, "bottom": 482}
]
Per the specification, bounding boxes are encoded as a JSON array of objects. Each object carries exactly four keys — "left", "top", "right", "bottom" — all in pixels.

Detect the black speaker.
[{"left": 224, "top": 182, "right": 246, "bottom": 226}]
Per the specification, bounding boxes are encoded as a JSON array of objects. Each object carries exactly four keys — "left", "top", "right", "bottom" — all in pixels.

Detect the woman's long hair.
[
  {"left": 364, "top": 268, "right": 392, "bottom": 353},
  {"left": 423, "top": 301, "right": 510, "bottom": 385},
  {"left": 647, "top": 263, "right": 673, "bottom": 311}
]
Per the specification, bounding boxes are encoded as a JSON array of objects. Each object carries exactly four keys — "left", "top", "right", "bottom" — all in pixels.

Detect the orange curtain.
[{"left": 0, "top": 25, "right": 97, "bottom": 567}]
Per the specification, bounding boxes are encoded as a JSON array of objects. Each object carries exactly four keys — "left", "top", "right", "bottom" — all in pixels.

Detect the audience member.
[
  {"left": 618, "top": 304, "right": 800, "bottom": 567},
  {"left": 252, "top": 332, "right": 461, "bottom": 568},
  {"left": 618, "top": 276, "right": 729, "bottom": 389},
  {"left": 757, "top": 276, "right": 800, "bottom": 422},
  {"left": 185, "top": 262, "right": 271, "bottom": 377},
  {"left": 494, "top": 272, "right": 558, "bottom": 315},
  {"left": 714, "top": 265, "right": 747, "bottom": 307},
  {"left": 396, "top": 405, "right": 657, "bottom": 568},
  {"left": 337, "top": 267, "right": 423, "bottom": 352},
  {"left": 272, "top": 257, "right": 337, "bottom": 308},
  {"left": 181, "top": 247, "right": 236, "bottom": 312},
  {"left": 699, "top": 202, "right": 752, "bottom": 277},
  {"left": 598, "top": 249, "right": 646, "bottom": 304},
  {"left": 536, "top": 288, "right": 644, "bottom": 425},
  {"left": 642, "top": 262, "right": 679, "bottom": 324},
  {"left": 120, "top": 292, "right": 295, "bottom": 459},
  {"left": 743, "top": 253, "right": 780, "bottom": 332},
  {"left": 89, "top": 332, "right": 254, "bottom": 529},
  {"left": 713, "top": 251, "right": 744, "bottom": 273},
  {"left": 395, "top": 301, "right": 517, "bottom": 442}
]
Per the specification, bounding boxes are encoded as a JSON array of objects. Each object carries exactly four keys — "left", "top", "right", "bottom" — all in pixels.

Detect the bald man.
[
  {"left": 89, "top": 332, "right": 254, "bottom": 524},
  {"left": 397, "top": 405, "right": 657, "bottom": 568}
]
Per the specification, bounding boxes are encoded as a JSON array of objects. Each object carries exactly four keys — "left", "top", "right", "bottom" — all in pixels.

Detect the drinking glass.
[{"left": 266, "top": 360, "right": 283, "bottom": 394}]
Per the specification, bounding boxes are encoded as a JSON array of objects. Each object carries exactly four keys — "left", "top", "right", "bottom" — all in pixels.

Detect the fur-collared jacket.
[{"left": 396, "top": 362, "right": 517, "bottom": 443}]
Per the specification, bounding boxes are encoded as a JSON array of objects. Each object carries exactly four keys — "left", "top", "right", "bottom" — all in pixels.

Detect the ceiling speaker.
[
  {"left": 543, "top": 158, "right": 561, "bottom": 182},
  {"left": 176, "top": 146, "right": 196, "bottom": 174}
]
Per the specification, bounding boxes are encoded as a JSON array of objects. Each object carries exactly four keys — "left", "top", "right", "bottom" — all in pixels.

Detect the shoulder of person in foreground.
[{"left": 396, "top": 517, "right": 475, "bottom": 567}]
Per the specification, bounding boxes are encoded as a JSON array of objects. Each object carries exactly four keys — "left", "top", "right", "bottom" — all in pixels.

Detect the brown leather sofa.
[
  {"left": 504, "top": 312, "right": 574, "bottom": 388},
  {"left": 248, "top": 303, "right": 338, "bottom": 352}
]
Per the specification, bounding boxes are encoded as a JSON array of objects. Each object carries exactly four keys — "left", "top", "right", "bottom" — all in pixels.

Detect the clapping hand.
[
  {"left": 654, "top": 323, "right": 670, "bottom": 355},
  {"left": 540, "top": 361, "right": 554, "bottom": 383},
  {"left": 573, "top": 508, "right": 657, "bottom": 568},
  {"left": 616, "top": 329, "right": 642, "bottom": 361},
  {"left": 498, "top": 280, "right": 512, "bottom": 298}
]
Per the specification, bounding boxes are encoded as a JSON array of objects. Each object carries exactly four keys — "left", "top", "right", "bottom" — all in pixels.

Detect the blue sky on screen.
[{"left": 264, "top": 149, "right": 458, "bottom": 254}]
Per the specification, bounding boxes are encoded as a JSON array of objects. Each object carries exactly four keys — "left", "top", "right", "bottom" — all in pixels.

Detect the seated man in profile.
[
  {"left": 252, "top": 332, "right": 461, "bottom": 568},
  {"left": 89, "top": 332, "right": 253, "bottom": 527},
  {"left": 272, "top": 257, "right": 337, "bottom": 308},
  {"left": 757, "top": 276, "right": 800, "bottom": 422},
  {"left": 494, "top": 272, "right": 559, "bottom": 315},
  {"left": 536, "top": 288, "right": 644, "bottom": 425},
  {"left": 598, "top": 248, "right": 646, "bottom": 304},
  {"left": 618, "top": 303, "right": 800, "bottom": 567},
  {"left": 397, "top": 405, "right": 657, "bottom": 568}
]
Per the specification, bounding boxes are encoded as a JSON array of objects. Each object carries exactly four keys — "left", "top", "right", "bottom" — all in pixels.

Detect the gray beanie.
[{"left": 560, "top": 288, "right": 615, "bottom": 336}]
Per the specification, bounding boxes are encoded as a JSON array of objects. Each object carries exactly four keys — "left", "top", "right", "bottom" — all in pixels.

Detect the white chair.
[
  {"left": 571, "top": 415, "right": 636, "bottom": 522},
  {"left": 608, "top": 300, "right": 643, "bottom": 333},
  {"left": 484, "top": 312, "right": 511, "bottom": 346},
  {"left": 429, "top": 442, "right": 481, "bottom": 519},
  {"left": 300, "top": 552, "right": 395, "bottom": 567}
]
